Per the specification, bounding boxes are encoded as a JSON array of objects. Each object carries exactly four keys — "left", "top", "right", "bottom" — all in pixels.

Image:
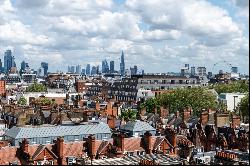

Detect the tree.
[
  {"left": 140, "top": 98, "right": 160, "bottom": 113},
  {"left": 35, "top": 97, "right": 54, "bottom": 106},
  {"left": 17, "top": 96, "right": 27, "bottom": 105},
  {"left": 26, "top": 82, "right": 47, "bottom": 92},
  {"left": 237, "top": 93, "right": 249, "bottom": 122},
  {"left": 119, "top": 109, "right": 137, "bottom": 122},
  {"left": 210, "top": 81, "right": 249, "bottom": 94},
  {"left": 141, "top": 87, "right": 218, "bottom": 116}
]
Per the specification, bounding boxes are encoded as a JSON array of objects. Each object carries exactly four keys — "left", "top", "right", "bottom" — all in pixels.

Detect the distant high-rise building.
[
  {"left": 91, "top": 66, "right": 97, "bottom": 75},
  {"left": 4, "top": 50, "right": 16, "bottom": 73},
  {"left": 197, "top": 67, "right": 206, "bottom": 76},
  {"left": 20, "top": 61, "right": 29, "bottom": 75},
  {"left": 219, "top": 70, "right": 223, "bottom": 74},
  {"left": 81, "top": 69, "right": 86, "bottom": 75},
  {"left": 21, "top": 61, "right": 26, "bottom": 71},
  {"left": 41, "top": 62, "right": 48, "bottom": 76},
  {"left": 207, "top": 72, "right": 213, "bottom": 78},
  {"left": 76, "top": 65, "right": 81, "bottom": 74},
  {"left": 191, "top": 66, "right": 195, "bottom": 76},
  {"left": 110, "top": 61, "right": 114, "bottom": 73},
  {"left": 180, "top": 69, "right": 184, "bottom": 76},
  {"left": 97, "top": 65, "right": 100, "bottom": 74},
  {"left": 0, "top": 59, "right": 3, "bottom": 73},
  {"left": 86, "top": 64, "right": 91, "bottom": 75},
  {"left": 38, "top": 67, "right": 44, "bottom": 77},
  {"left": 102, "top": 60, "right": 109, "bottom": 73},
  {"left": 68, "top": 66, "right": 71, "bottom": 73},
  {"left": 231, "top": 67, "right": 238, "bottom": 73},
  {"left": 142, "top": 70, "right": 145, "bottom": 75},
  {"left": 181, "top": 68, "right": 189, "bottom": 77},
  {"left": 130, "top": 65, "right": 138, "bottom": 75},
  {"left": 70, "top": 66, "right": 75, "bottom": 73},
  {"left": 120, "top": 50, "right": 125, "bottom": 76},
  {"left": 21, "top": 61, "right": 29, "bottom": 70},
  {"left": 185, "top": 64, "right": 190, "bottom": 70}
]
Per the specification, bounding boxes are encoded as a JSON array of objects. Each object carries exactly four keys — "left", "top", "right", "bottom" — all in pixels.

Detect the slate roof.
[
  {"left": 120, "top": 120, "right": 156, "bottom": 132},
  {"left": 5, "top": 123, "right": 111, "bottom": 139}
]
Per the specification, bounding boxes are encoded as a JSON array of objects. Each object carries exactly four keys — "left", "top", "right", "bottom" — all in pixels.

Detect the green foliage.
[
  {"left": 36, "top": 98, "right": 54, "bottom": 105},
  {"left": 17, "top": 96, "right": 27, "bottom": 105},
  {"left": 26, "top": 82, "right": 47, "bottom": 92},
  {"left": 141, "top": 87, "right": 218, "bottom": 116},
  {"left": 237, "top": 93, "right": 249, "bottom": 119},
  {"left": 210, "top": 81, "right": 249, "bottom": 94},
  {"left": 140, "top": 98, "right": 160, "bottom": 113},
  {"left": 119, "top": 108, "right": 137, "bottom": 122}
]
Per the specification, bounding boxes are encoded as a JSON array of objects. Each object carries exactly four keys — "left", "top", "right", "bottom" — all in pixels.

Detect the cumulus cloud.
[
  {"left": 126, "top": 0, "right": 242, "bottom": 46},
  {"left": 0, "top": 20, "right": 50, "bottom": 45},
  {"left": 0, "top": 0, "right": 248, "bottom": 73}
]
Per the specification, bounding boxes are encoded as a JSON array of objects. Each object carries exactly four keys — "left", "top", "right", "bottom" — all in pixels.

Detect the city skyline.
[{"left": 0, "top": 0, "right": 249, "bottom": 74}]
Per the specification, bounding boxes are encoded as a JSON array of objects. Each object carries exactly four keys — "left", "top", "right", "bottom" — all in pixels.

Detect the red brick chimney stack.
[
  {"left": 200, "top": 109, "right": 209, "bottom": 125},
  {"left": 22, "top": 138, "right": 29, "bottom": 153},
  {"left": 231, "top": 115, "right": 241, "bottom": 128},
  {"left": 88, "top": 135, "right": 96, "bottom": 159},
  {"left": 56, "top": 137, "right": 64, "bottom": 165},
  {"left": 144, "top": 131, "right": 153, "bottom": 154}
]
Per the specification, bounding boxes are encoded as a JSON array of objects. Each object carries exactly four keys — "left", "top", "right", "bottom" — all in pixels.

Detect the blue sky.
[{"left": 0, "top": 0, "right": 249, "bottom": 74}]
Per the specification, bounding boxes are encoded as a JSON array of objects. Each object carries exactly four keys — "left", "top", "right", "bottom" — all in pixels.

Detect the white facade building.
[
  {"left": 136, "top": 89, "right": 155, "bottom": 101},
  {"left": 218, "top": 93, "right": 246, "bottom": 112}
]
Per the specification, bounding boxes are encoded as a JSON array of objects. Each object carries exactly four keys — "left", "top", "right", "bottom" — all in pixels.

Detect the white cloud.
[
  {"left": 126, "top": 0, "right": 242, "bottom": 46},
  {"left": 0, "top": 0, "right": 248, "bottom": 74},
  {"left": 144, "top": 29, "right": 181, "bottom": 41},
  {"left": 0, "top": 20, "right": 50, "bottom": 45}
]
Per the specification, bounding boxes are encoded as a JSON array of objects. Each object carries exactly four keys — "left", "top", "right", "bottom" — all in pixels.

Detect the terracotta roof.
[
  {"left": 93, "top": 139, "right": 113, "bottom": 155},
  {"left": 27, "top": 144, "right": 54, "bottom": 156},
  {"left": 151, "top": 136, "right": 164, "bottom": 150},
  {"left": 63, "top": 141, "right": 85, "bottom": 158},
  {"left": 0, "top": 146, "right": 20, "bottom": 165},
  {"left": 31, "top": 144, "right": 58, "bottom": 160},
  {"left": 124, "top": 137, "right": 144, "bottom": 152},
  {"left": 177, "top": 135, "right": 193, "bottom": 146},
  {"left": 96, "top": 140, "right": 112, "bottom": 155}
]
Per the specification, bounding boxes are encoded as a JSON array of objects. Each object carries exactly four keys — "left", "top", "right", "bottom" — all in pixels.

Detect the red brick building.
[{"left": 0, "top": 80, "right": 6, "bottom": 96}]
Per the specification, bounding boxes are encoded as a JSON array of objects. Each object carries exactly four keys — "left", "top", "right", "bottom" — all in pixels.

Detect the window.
[
  {"left": 68, "top": 157, "right": 76, "bottom": 165},
  {"left": 128, "top": 152, "right": 134, "bottom": 156},
  {"left": 170, "top": 80, "right": 175, "bottom": 84},
  {"left": 37, "top": 161, "right": 43, "bottom": 165}
]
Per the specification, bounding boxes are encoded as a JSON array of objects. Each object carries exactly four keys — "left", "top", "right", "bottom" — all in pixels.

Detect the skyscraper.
[
  {"left": 4, "top": 50, "right": 16, "bottom": 73},
  {"left": 185, "top": 64, "right": 190, "bottom": 70},
  {"left": 0, "top": 59, "right": 2, "bottom": 73},
  {"left": 191, "top": 66, "right": 195, "bottom": 76},
  {"left": 130, "top": 65, "right": 138, "bottom": 75},
  {"left": 76, "top": 65, "right": 82, "bottom": 74},
  {"left": 41, "top": 62, "right": 48, "bottom": 76},
  {"left": 197, "top": 67, "right": 206, "bottom": 76},
  {"left": 68, "top": 66, "right": 71, "bottom": 73},
  {"left": 120, "top": 50, "right": 125, "bottom": 76},
  {"left": 110, "top": 61, "right": 114, "bottom": 73},
  {"left": 38, "top": 67, "right": 44, "bottom": 77},
  {"left": 21, "top": 61, "right": 26, "bottom": 71},
  {"left": 91, "top": 66, "right": 97, "bottom": 75},
  {"left": 86, "top": 64, "right": 91, "bottom": 75},
  {"left": 81, "top": 69, "right": 86, "bottom": 75},
  {"left": 70, "top": 66, "right": 75, "bottom": 73},
  {"left": 102, "top": 60, "right": 109, "bottom": 73}
]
